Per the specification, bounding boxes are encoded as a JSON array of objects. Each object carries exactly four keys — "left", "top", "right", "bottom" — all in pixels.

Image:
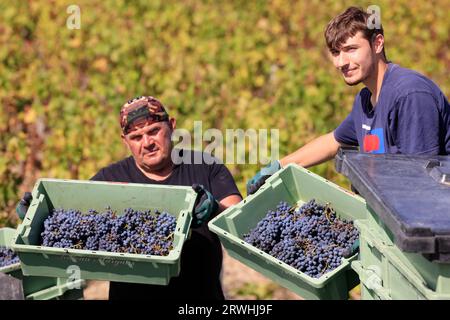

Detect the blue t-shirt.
[{"left": 334, "top": 63, "right": 450, "bottom": 155}]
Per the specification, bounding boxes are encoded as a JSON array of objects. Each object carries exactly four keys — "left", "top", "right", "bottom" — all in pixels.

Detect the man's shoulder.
[
  {"left": 93, "top": 156, "right": 134, "bottom": 180},
  {"left": 387, "top": 63, "right": 441, "bottom": 98},
  {"left": 102, "top": 156, "right": 134, "bottom": 171}
]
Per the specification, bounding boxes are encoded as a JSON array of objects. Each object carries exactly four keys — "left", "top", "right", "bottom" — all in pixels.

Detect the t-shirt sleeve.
[
  {"left": 334, "top": 113, "right": 358, "bottom": 146},
  {"left": 390, "top": 92, "right": 441, "bottom": 155},
  {"left": 209, "top": 163, "right": 242, "bottom": 202},
  {"left": 90, "top": 169, "right": 106, "bottom": 181}
]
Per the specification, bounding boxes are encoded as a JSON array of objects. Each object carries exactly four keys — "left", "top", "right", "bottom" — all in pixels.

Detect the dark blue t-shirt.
[{"left": 334, "top": 63, "right": 450, "bottom": 155}]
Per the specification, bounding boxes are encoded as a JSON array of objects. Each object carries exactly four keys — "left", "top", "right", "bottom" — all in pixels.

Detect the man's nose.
[
  {"left": 143, "top": 133, "right": 154, "bottom": 146},
  {"left": 336, "top": 52, "right": 349, "bottom": 69}
]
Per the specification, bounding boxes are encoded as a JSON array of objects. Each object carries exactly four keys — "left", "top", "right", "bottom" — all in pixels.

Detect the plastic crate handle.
[
  {"left": 429, "top": 166, "right": 450, "bottom": 186},
  {"left": 180, "top": 209, "right": 191, "bottom": 236},
  {"left": 352, "top": 261, "right": 392, "bottom": 300}
]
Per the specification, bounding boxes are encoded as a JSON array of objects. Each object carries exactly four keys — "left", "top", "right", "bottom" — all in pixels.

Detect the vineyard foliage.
[{"left": 1, "top": 0, "right": 449, "bottom": 226}]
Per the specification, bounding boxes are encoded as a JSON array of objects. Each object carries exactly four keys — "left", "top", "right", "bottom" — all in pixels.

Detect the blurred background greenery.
[{"left": 0, "top": 0, "right": 448, "bottom": 227}]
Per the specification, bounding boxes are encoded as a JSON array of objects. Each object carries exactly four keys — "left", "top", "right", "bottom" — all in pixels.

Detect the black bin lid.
[{"left": 335, "top": 148, "right": 450, "bottom": 263}]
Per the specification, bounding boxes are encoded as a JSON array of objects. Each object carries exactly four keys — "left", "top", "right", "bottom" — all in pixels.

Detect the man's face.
[
  {"left": 330, "top": 31, "right": 377, "bottom": 86},
  {"left": 122, "top": 119, "right": 176, "bottom": 172}
]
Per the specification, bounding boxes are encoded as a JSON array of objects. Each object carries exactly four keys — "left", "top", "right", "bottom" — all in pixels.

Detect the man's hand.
[
  {"left": 15, "top": 192, "right": 32, "bottom": 220},
  {"left": 246, "top": 160, "right": 281, "bottom": 196},
  {"left": 192, "top": 184, "right": 219, "bottom": 227}
]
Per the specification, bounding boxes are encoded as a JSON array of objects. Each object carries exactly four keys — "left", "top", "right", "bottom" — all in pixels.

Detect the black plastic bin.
[{"left": 335, "top": 148, "right": 450, "bottom": 262}]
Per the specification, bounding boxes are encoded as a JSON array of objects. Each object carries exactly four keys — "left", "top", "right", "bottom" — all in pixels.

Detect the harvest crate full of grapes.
[
  {"left": 10, "top": 179, "right": 197, "bottom": 285},
  {"left": 209, "top": 164, "right": 368, "bottom": 300}
]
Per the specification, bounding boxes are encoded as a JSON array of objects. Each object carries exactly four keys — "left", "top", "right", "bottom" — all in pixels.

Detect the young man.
[{"left": 247, "top": 6, "right": 450, "bottom": 195}]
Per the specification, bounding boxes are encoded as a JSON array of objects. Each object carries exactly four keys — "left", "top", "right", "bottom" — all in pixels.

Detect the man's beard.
[
  {"left": 345, "top": 77, "right": 364, "bottom": 86},
  {"left": 346, "top": 60, "right": 376, "bottom": 86}
]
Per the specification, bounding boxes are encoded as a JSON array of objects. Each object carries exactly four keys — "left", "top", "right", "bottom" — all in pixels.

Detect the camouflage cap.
[{"left": 120, "top": 96, "right": 169, "bottom": 134}]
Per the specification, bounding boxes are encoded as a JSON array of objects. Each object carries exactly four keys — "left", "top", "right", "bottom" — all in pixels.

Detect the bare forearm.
[
  {"left": 218, "top": 194, "right": 242, "bottom": 213},
  {"left": 279, "top": 132, "right": 342, "bottom": 168}
]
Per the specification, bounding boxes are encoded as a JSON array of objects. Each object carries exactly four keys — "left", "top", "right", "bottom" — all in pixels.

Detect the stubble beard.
[{"left": 344, "top": 59, "right": 375, "bottom": 86}]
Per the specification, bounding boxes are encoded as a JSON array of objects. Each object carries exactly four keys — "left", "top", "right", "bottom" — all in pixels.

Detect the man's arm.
[
  {"left": 218, "top": 194, "right": 242, "bottom": 213},
  {"left": 246, "top": 109, "right": 357, "bottom": 195},
  {"left": 191, "top": 160, "right": 243, "bottom": 226},
  {"left": 279, "top": 131, "right": 343, "bottom": 168},
  {"left": 246, "top": 131, "right": 350, "bottom": 195}
]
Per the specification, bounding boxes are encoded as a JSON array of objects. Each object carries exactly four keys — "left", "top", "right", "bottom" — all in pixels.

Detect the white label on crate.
[{"left": 66, "top": 265, "right": 82, "bottom": 289}]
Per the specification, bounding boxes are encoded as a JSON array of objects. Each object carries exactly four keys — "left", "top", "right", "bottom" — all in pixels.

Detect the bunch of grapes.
[
  {"left": 0, "top": 246, "right": 20, "bottom": 268},
  {"left": 40, "top": 207, "right": 177, "bottom": 256},
  {"left": 243, "top": 200, "right": 359, "bottom": 278}
]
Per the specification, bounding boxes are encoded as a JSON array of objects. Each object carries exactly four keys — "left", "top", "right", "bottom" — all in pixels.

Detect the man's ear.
[
  {"left": 121, "top": 133, "right": 130, "bottom": 151},
  {"left": 168, "top": 118, "right": 176, "bottom": 131},
  {"left": 373, "top": 33, "right": 385, "bottom": 55}
]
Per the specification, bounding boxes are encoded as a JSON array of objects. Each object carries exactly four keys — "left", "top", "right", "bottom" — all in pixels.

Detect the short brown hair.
[{"left": 325, "top": 7, "right": 386, "bottom": 60}]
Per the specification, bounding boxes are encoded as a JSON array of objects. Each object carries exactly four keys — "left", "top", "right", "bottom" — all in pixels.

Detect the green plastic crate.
[
  {"left": 1, "top": 228, "right": 22, "bottom": 275},
  {"left": 11, "top": 179, "right": 197, "bottom": 285},
  {"left": 26, "top": 278, "right": 85, "bottom": 300},
  {"left": 1, "top": 227, "right": 85, "bottom": 299},
  {"left": 352, "top": 220, "right": 450, "bottom": 300},
  {"left": 358, "top": 281, "right": 392, "bottom": 300},
  {"left": 363, "top": 206, "right": 395, "bottom": 245},
  {"left": 208, "top": 164, "right": 368, "bottom": 300}
]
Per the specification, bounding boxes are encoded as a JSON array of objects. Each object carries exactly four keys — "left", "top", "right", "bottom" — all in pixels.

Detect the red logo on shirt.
[{"left": 363, "top": 134, "right": 380, "bottom": 153}]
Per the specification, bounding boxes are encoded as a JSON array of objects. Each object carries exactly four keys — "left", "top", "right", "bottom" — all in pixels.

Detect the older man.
[
  {"left": 90, "top": 96, "right": 242, "bottom": 300},
  {"left": 16, "top": 96, "right": 242, "bottom": 300}
]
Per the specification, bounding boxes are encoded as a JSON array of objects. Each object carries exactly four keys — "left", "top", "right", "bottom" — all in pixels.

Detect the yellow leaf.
[
  {"left": 24, "top": 108, "right": 37, "bottom": 124},
  {"left": 69, "top": 37, "right": 82, "bottom": 48},
  {"left": 255, "top": 75, "right": 265, "bottom": 87},
  {"left": 93, "top": 58, "right": 109, "bottom": 73}
]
